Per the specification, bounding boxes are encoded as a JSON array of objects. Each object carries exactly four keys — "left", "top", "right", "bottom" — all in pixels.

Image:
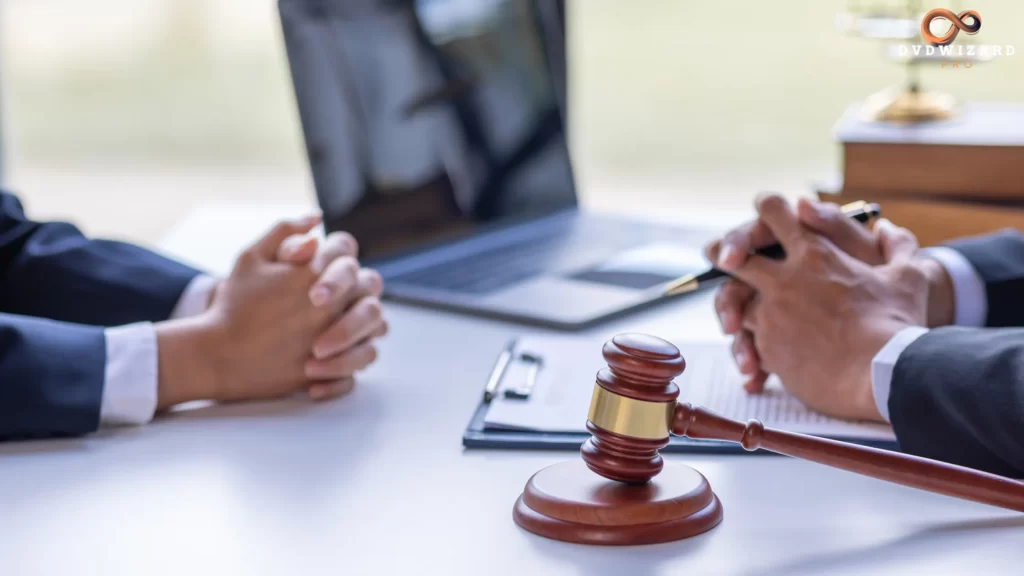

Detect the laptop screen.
[{"left": 280, "top": 0, "right": 576, "bottom": 260}]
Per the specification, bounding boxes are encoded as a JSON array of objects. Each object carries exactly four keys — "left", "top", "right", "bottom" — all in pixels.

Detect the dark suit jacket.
[
  {"left": 0, "top": 190, "right": 199, "bottom": 440},
  {"left": 890, "top": 229, "right": 1024, "bottom": 478}
]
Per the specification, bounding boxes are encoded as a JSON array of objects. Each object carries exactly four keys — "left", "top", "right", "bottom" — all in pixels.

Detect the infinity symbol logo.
[{"left": 921, "top": 8, "right": 982, "bottom": 46}]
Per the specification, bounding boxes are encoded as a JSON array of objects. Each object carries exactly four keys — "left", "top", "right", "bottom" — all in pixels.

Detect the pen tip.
[{"left": 663, "top": 275, "right": 699, "bottom": 297}]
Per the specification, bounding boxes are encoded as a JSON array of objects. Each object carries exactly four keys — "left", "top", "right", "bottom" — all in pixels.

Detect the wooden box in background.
[{"left": 818, "top": 102, "right": 1024, "bottom": 246}]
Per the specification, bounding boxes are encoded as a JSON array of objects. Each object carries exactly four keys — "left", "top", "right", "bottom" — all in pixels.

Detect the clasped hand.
[
  {"left": 156, "top": 216, "right": 387, "bottom": 409},
  {"left": 707, "top": 195, "right": 948, "bottom": 422}
]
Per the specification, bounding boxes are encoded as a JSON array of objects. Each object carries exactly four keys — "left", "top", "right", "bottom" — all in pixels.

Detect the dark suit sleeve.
[
  {"left": 889, "top": 327, "right": 1024, "bottom": 478},
  {"left": 0, "top": 190, "right": 201, "bottom": 326},
  {"left": 946, "top": 229, "right": 1024, "bottom": 328},
  {"left": 0, "top": 313, "right": 106, "bottom": 440}
]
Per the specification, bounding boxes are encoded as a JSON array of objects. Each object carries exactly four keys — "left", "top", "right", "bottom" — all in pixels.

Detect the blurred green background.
[{"left": 2, "top": 0, "right": 1022, "bottom": 245}]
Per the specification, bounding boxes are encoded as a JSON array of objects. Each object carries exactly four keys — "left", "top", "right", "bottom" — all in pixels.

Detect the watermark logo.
[
  {"left": 897, "top": 7, "right": 1012, "bottom": 67},
  {"left": 920, "top": 8, "right": 981, "bottom": 46}
]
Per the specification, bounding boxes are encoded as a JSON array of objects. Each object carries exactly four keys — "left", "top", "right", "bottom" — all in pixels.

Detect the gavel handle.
[{"left": 671, "top": 402, "right": 1024, "bottom": 512}]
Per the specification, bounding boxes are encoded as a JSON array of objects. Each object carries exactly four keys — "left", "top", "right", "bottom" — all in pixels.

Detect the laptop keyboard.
[{"left": 389, "top": 220, "right": 660, "bottom": 294}]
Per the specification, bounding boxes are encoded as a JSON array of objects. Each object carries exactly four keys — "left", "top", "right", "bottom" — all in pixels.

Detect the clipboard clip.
[{"left": 504, "top": 352, "right": 543, "bottom": 400}]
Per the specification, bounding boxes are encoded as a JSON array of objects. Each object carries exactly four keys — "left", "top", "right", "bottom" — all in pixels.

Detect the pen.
[
  {"left": 662, "top": 200, "right": 881, "bottom": 297},
  {"left": 483, "top": 339, "right": 516, "bottom": 403}
]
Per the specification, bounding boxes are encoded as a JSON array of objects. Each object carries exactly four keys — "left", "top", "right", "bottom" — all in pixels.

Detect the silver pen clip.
[{"left": 483, "top": 339, "right": 516, "bottom": 403}]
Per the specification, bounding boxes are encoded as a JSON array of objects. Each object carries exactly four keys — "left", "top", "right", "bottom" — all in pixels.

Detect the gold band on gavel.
[{"left": 587, "top": 384, "right": 675, "bottom": 440}]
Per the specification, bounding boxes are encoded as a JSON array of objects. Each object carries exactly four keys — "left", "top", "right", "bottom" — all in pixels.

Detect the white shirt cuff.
[
  {"left": 870, "top": 326, "right": 929, "bottom": 423},
  {"left": 99, "top": 275, "right": 216, "bottom": 427},
  {"left": 170, "top": 274, "right": 218, "bottom": 319},
  {"left": 869, "top": 248, "right": 985, "bottom": 424},
  {"left": 100, "top": 322, "right": 159, "bottom": 426},
  {"left": 920, "top": 246, "right": 987, "bottom": 327}
]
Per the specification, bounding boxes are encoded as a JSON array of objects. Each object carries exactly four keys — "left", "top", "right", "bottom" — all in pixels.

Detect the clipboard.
[{"left": 462, "top": 337, "right": 901, "bottom": 454}]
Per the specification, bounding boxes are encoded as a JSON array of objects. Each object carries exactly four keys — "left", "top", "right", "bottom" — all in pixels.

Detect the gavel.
[{"left": 513, "top": 333, "right": 1024, "bottom": 546}]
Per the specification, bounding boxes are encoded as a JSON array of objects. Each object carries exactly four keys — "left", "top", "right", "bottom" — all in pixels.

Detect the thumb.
[
  {"left": 250, "top": 214, "right": 322, "bottom": 260},
  {"left": 875, "top": 218, "right": 919, "bottom": 264},
  {"left": 276, "top": 234, "right": 319, "bottom": 263},
  {"left": 797, "top": 198, "right": 882, "bottom": 265}
]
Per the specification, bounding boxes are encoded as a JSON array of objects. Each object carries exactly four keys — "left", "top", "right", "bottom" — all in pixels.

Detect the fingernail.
[
  {"left": 703, "top": 241, "right": 719, "bottom": 261},
  {"left": 735, "top": 349, "right": 748, "bottom": 370},
  {"left": 313, "top": 344, "right": 335, "bottom": 361},
  {"left": 718, "top": 245, "right": 737, "bottom": 269},
  {"left": 304, "top": 361, "right": 324, "bottom": 379},
  {"left": 309, "top": 285, "right": 331, "bottom": 307},
  {"left": 285, "top": 237, "right": 315, "bottom": 260},
  {"left": 308, "top": 385, "right": 326, "bottom": 400},
  {"left": 718, "top": 310, "right": 735, "bottom": 332},
  {"left": 310, "top": 256, "right": 326, "bottom": 275}
]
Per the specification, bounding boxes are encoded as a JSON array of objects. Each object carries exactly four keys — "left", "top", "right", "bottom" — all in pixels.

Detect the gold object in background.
[
  {"left": 836, "top": 0, "right": 985, "bottom": 124},
  {"left": 861, "top": 86, "right": 956, "bottom": 123}
]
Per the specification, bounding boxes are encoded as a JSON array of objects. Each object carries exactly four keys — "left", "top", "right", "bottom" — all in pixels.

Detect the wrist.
[
  {"left": 154, "top": 314, "right": 227, "bottom": 410},
  {"left": 856, "top": 381, "right": 884, "bottom": 423},
  {"left": 915, "top": 256, "right": 955, "bottom": 328},
  {"left": 849, "top": 319, "right": 909, "bottom": 423},
  {"left": 207, "top": 279, "right": 222, "bottom": 310}
]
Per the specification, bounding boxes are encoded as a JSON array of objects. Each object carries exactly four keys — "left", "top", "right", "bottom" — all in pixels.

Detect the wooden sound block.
[{"left": 513, "top": 460, "right": 723, "bottom": 546}]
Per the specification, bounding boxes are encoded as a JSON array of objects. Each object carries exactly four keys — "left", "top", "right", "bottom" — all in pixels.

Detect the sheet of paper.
[{"left": 483, "top": 335, "right": 895, "bottom": 442}]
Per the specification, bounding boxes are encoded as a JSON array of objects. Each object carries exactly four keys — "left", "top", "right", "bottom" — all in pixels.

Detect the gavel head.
[{"left": 581, "top": 333, "right": 685, "bottom": 484}]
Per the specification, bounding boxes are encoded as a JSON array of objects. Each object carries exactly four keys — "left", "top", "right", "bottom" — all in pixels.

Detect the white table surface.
[{"left": 2, "top": 203, "right": 1023, "bottom": 576}]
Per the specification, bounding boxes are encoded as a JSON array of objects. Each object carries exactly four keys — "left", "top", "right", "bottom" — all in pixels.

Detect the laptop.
[{"left": 278, "top": 0, "right": 711, "bottom": 329}]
